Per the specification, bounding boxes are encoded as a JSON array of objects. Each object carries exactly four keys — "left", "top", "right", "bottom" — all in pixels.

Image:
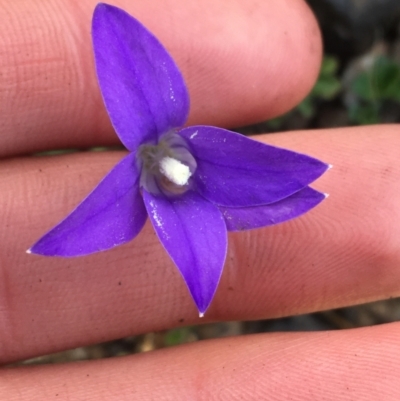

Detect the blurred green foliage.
[
  {"left": 297, "top": 55, "right": 342, "bottom": 119},
  {"left": 267, "top": 54, "right": 400, "bottom": 128},
  {"left": 267, "top": 55, "right": 342, "bottom": 129},
  {"left": 164, "top": 327, "right": 193, "bottom": 346},
  {"left": 34, "top": 149, "right": 79, "bottom": 157},
  {"left": 349, "top": 56, "right": 400, "bottom": 124}
]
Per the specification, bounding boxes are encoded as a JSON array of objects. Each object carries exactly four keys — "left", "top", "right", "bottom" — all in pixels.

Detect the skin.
[{"left": 0, "top": 0, "right": 400, "bottom": 399}]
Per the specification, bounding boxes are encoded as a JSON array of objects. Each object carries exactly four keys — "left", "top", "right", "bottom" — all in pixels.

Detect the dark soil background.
[{"left": 22, "top": 0, "right": 400, "bottom": 365}]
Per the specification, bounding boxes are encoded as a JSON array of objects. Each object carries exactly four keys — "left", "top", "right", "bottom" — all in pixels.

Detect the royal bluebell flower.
[{"left": 29, "top": 3, "right": 329, "bottom": 316}]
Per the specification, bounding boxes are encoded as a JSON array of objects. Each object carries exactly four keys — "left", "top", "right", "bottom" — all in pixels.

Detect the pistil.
[{"left": 137, "top": 132, "right": 197, "bottom": 195}]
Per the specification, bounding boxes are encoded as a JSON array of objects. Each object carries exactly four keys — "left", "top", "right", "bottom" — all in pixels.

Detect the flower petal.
[
  {"left": 143, "top": 190, "right": 227, "bottom": 315},
  {"left": 92, "top": 4, "right": 190, "bottom": 150},
  {"left": 180, "top": 126, "right": 329, "bottom": 207},
  {"left": 220, "top": 187, "right": 326, "bottom": 231},
  {"left": 29, "top": 153, "right": 147, "bottom": 257}
]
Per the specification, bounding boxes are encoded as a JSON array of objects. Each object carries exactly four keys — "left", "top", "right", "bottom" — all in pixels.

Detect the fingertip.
[
  {"left": 0, "top": 0, "right": 322, "bottom": 156},
  {"left": 185, "top": 0, "right": 323, "bottom": 126}
]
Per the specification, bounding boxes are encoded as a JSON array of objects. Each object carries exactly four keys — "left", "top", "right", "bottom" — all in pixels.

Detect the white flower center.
[
  {"left": 137, "top": 131, "right": 197, "bottom": 196},
  {"left": 159, "top": 156, "right": 192, "bottom": 186}
]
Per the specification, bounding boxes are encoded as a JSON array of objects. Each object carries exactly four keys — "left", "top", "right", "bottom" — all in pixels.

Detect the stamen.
[{"left": 159, "top": 157, "right": 192, "bottom": 186}]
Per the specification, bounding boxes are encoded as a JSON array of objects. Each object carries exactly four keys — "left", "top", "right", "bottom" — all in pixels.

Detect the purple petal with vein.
[
  {"left": 143, "top": 190, "right": 227, "bottom": 315},
  {"left": 180, "top": 126, "right": 329, "bottom": 207},
  {"left": 220, "top": 186, "right": 326, "bottom": 231},
  {"left": 92, "top": 3, "right": 190, "bottom": 150},
  {"left": 30, "top": 153, "right": 147, "bottom": 257}
]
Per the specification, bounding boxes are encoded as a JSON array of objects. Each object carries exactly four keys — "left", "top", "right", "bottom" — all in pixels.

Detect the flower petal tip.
[
  {"left": 324, "top": 192, "right": 330, "bottom": 199},
  {"left": 180, "top": 126, "right": 331, "bottom": 207},
  {"left": 92, "top": 2, "right": 190, "bottom": 150},
  {"left": 328, "top": 164, "right": 334, "bottom": 170},
  {"left": 26, "top": 248, "right": 32, "bottom": 254},
  {"left": 199, "top": 312, "right": 205, "bottom": 318}
]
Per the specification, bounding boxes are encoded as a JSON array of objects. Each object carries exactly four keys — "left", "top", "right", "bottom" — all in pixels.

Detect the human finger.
[
  {"left": 0, "top": 0, "right": 321, "bottom": 156},
  {"left": 0, "top": 124, "right": 399, "bottom": 363},
  {"left": 2, "top": 323, "right": 400, "bottom": 400}
]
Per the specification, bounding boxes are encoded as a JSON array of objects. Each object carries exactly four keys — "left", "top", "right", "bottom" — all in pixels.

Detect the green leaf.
[
  {"left": 349, "top": 103, "right": 381, "bottom": 125},
  {"left": 297, "top": 96, "right": 315, "bottom": 118},
  {"left": 312, "top": 75, "right": 342, "bottom": 99},
  {"left": 352, "top": 56, "right": 400, "bottom": 102},
  {"left": 164, "top": 327, "right": 192, "bottom": 346},
  {"left": 266, "top": 116, "right": 285, "bottom": 130},
  {"left": 320, "top": 55, "right": 339, "bottom": 76},
  {"left": 352, "top": 73, "right": 374, "bottom": 100}
]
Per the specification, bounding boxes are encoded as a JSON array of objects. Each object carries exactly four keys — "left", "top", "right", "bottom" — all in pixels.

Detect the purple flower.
[{"left": 29, "top": 3, "right": 329, "bottom": 316}]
